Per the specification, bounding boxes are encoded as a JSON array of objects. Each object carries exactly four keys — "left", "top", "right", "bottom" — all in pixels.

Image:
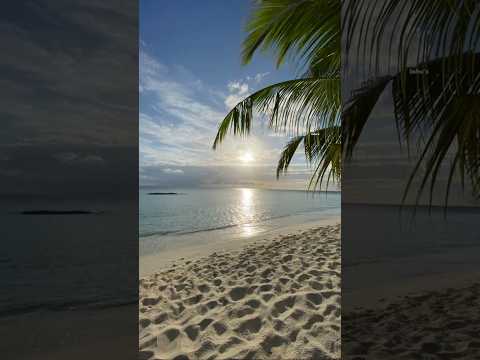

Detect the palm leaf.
[
  {"left": 305, "top": 126, "right": 341, "bottom": 189},
  {"left": 342, "top": 76, "right": 392, "bottom": 158},
  {"left": 277, "top": 126, "right": 341, "bottom": 189},
  {"left": 344, "top": 0, "right": 480, "bottom": 79},
  {"left": 276, "top": 134, "right": 305, "bottom": 177},
  {"left": 214, "top": 0, "right": 342, "bottom": 192},
  {"left": 213, "top": 77, "right": 340, "bottom": 149},
  {"left": 391, "top": 53, "right": 480, "bottom": 204},
  {"left": 343, "top": 51, "right": 480, "bottom": 205},
  {"left": 243, "top": 0, "right": 340, "bottom": 74},
  {"left": 343, "top": 0, "right": 480, "bottom": 206}
]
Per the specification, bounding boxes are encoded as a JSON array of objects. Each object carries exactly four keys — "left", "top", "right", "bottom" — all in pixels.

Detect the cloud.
[
  {"left": 0, "top": 0, "right": 137, "bottom": 147},
  {"left": 225, "top": 80, "right": 250, "bottom": 109},
  {"left": 140, "top": 52, "right": 227, "bottom": 168},
  {"left": 245, "top": 72, "right": 270, "bottom": 83},
  {"left": 139, "top": 50, "right": 308, "bottom": 188},
  {"left": 254, "top": 72, "right": 270, "bottom": 83},
  {"left": 163, "top": 168, "right": 184, "bottom": 174},
  {"left": 224, "top": 94, "right": 244, "bottom": 109},
  {"left": 223, "top": 72, "right": 270, "bottom": 109},
  {"left": 140, "top": 164, "right": 318, "bottom": 189},
  {"left": 227, "top": 81, "right": 249, "bottom": 95}
]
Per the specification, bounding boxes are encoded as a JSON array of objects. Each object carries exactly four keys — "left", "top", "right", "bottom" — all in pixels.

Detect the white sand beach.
[
  {"left": 343, "top": 279, "right": 480, "bottom": 359},
  {"left": 343, "top": 263, "right": 480, "bottom": 359},
  {"left": 139, "top": 222, "right": 340, "bottom": 360}
]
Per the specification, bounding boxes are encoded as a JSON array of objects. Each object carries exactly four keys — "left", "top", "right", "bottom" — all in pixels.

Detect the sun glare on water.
[{"left": 239, "top": 188, "right": 258, "bottom": 237}]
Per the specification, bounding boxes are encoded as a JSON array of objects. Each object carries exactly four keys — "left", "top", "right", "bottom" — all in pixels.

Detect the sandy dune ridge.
[{"left": 139, "top": 224, "right": 340, "bottom": 360}]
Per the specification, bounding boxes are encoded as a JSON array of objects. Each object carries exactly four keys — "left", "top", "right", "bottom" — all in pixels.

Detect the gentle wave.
[
  {"left": 140, "top": 230, "right": 181, "bottom": 237},
  {"left": 139, "top": 209, "right": 330, "bottom": 239}
]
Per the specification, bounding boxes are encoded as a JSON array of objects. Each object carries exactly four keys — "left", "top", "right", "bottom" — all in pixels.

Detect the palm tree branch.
[
  {"left": 213, "top": 77, "right": 340, "bottom": 149},
  {"left": 243, "top": 0, "right": 340, "bottom": 74}
]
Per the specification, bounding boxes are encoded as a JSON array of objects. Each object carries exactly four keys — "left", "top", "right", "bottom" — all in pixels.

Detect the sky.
[
  {"left": 342, "top": 16, "right": 480, "bottom": 207},
  {"left": 139, "top": 1, "right": 322, "bottom": 190},
  {"left": 140, "top": 1, "right": 474, "bottom": 203},
  {"left": 0, "top": 0, "right": 476, "bottom": 208},
  {"left": 0, "top": 1, "right": 137, "bottom": 201},
  {"left": 2, "top": 1, "right": 475, "bottom": 204}
]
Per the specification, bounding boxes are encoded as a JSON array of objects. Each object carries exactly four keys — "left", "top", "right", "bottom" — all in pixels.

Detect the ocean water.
[
  {"left": 139, "top": 188, "right": 341, "bottom": 256},
  {"left": 0, "top": 197, "right": 137, "bottom": 315},
  {"left": 343, "top": 204, "right": 480, "bottom": 293}
]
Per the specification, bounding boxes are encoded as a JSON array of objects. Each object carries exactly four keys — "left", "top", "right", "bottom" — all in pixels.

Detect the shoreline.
[
  {"left": 343, "top": 241, "right": 480, "bottom": 358},
  {"left": 140, "top": 215, "right": 340, "bottom": 277},
  {"left": 345, "top": 268, "right": 480, "bottom": 311},
  {"left": 344, "top": 247, "right": 480, "bottom": 310}
]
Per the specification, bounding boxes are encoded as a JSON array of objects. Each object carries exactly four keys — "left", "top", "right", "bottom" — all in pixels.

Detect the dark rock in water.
[
  {"left": 20, "top": 210, "right": 94, "bottom": 215},
  {"left": 148, "top": 192, "right": 180, "bottom": 195}
]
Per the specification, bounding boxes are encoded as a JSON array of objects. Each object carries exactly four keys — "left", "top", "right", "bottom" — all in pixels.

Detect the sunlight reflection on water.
[
  {"left": 238, "top": 188, "right": 260, "bottom": 236},
  {"left": 140, "top": 187, "right": 341, "bottom": 242}
]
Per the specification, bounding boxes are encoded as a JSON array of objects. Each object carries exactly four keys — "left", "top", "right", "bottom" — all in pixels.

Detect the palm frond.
[
  {"left": 213, "top": 77, "right": 340, "bottom": 149},
  {"left": 243, "top": 0, "right": 340, "bottom": 74},
  {"left": 343, "top": 0, "right": 480, "bottom": 205},
  {"left": 308, "top": 137, "right": 341, "bottom": 190},
  {"left": 277, "top": 126, "right": 341, "bottom": 190},
  {"left": 276, "top": 135, "right": 305, "bottom": 177},
  {"left": 342, "top": 76, "right": 392, "bottom": 158},
  {"left": 343, "top": 52, "right": 480, "bottom": 204},
  {"left": 344, "top": 0, "right": 480, "bottom": 78},
  {"left": 212, "top": 0, "right": 342, "bottom": 192},
  {"left": 391, "top": 53, "right": 480, "bottom": 204}
]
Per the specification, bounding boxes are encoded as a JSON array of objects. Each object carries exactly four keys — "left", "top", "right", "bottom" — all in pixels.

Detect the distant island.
[
  {"left": 20, "top": 210, "right": 94, "bottom": 215},
  {"left": 148, "top": 192, "right": 184, "bottom": 195}
]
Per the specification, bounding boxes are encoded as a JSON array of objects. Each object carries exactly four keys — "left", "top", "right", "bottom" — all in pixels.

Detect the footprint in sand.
[
  {"left": 236, "top": 316, "right": 263, "bottom": 335},
  {"left": 139, "top": 224, "right": 341, "bottom": 360},
  {"left": 229, "top": 286, "right": 248, "bottom": 301}
]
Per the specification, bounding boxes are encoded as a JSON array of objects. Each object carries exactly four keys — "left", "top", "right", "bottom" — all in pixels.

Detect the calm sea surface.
[
  {"left": 0, "top": 189, "right": 339, "bottom": 315},
  {"left": 1, "top": 198, "right": 137, "bottom": 315},
  {"left": 139, "top": 188, "right": 341, "bottom": 256},
  {"left": 3, "top": 189, "right": 477, "bottom": 314}
]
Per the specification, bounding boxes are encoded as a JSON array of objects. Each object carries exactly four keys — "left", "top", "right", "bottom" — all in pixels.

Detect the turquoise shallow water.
[{"left": 139, "top": 188, "right": 340, "bottom": 255}]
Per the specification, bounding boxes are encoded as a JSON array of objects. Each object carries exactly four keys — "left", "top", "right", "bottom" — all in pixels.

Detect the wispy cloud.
[
  {"left": 228, "top": 81, "right": 249, "bottom": 95},
  {"left": 139, "top": 50, "right": 307, "bottom": 187},
  {"left": 163, "top": 168, "right": 184, "bottom": 174},
  {"left": 223, "top": 72, "right": 270, "bottom": 109},
  {"left": 249, "top": 72, "right": 270, "bottom": 83},
  {"left": 224, "top": 80, "right": 250, "bottom": 109}
]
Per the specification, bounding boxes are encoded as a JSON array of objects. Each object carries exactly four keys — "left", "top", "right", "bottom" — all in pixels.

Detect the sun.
[{"left": 239, "top": 151, "right": 255, "bottom": 163}]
